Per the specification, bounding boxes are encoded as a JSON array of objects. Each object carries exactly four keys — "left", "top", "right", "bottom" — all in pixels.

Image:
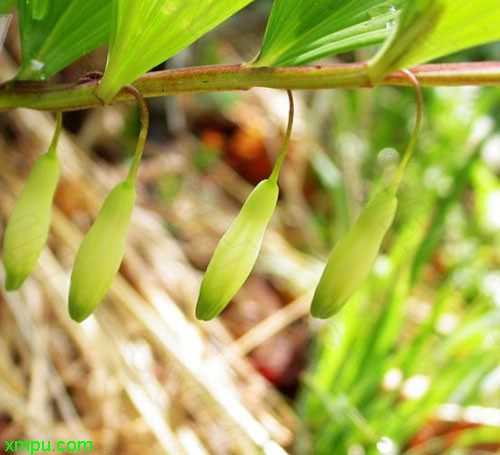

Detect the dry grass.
[{"left": 0, "top": 54, "right": 317, "bottom": 454}]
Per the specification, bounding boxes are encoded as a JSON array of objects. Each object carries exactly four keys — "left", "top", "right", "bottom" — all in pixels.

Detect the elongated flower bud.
[
  {"left": 3, "top": 114, "right": 62, "bottom": 290},
  {"left": 69, "top": 181, "right": 135, "bottom": 322},
  {"left": 68, "top": 86, "right": 148, "bottom": 323},
  {"left": 196, "top": 179, "right": 279, "bottom": 320},
  {"left": 310, "top": 190, "right": 398, "bottom": 319},
  {"left": 310, "top": 70, "right": 423, "bottom": 319},
  {"left": 196, "top": 91, "right": 294, "bottom": 321}
]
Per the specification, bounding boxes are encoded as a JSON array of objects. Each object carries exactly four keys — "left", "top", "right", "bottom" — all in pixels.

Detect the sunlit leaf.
[
  {"left": 369, "top": 0, "right": 500, "bottom": 81},
  {"left": 451, "top": 426, "right": 500, "bottom": 450},
  {"left": 254, "top": 0, "right": 406, "bottom": 67},
  {"left": 16, "top": 0, "right": 111, "bottom": 81},
  {"left": 96, "top": 0, "right": 254, "bottom": 103}
]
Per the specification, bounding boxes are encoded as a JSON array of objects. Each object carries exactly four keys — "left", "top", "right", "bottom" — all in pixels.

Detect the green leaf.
[
  {"left": 369, "top": 0, "right": 500, "bottom": 81},
  {"left": 96, "top": 0, "right": 254, "bottom": 103},
  {"left": 16, "top": 0, "right": 111, "bottom": 81},
  {"left": 410, "top": 150, "right": 479, "bottom": 284},
  {"left": 253, "top": 0, "right": 406, "bottom": 67},
  {"left": 450, "top": 426, "right": 500, "bottom": 451}
]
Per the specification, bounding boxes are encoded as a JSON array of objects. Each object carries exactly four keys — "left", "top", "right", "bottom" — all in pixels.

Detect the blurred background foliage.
[{"left": 0, "top": 2, "right": 499, "bottom": 454}]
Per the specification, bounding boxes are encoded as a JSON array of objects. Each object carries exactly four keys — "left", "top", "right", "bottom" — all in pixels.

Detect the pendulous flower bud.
[
  {"left": 196, "top": 178, "right": 279, "bottom": 321},
  {"left": 311, "top": 189, "right": 398, "bottom": 319},
  {"left": 3, "top": 114, "right": 62, "bottom": 290},
  {"left": 68, "top": 180, "right": 135, "bottom": 322}
]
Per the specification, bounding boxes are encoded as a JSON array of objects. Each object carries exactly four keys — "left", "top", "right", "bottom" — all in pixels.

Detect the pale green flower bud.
[
  {"left": 69, "top": 180, "right": 135, "bottom": 322},
  {"left": 3, "top": 114, "right": 62, "bottom": 290},
  {"left": 311, "top": 190, "right": 398, "bottom": 319},
  {"left": 196, "top": 179, "right": 279, "bottom": 320}
]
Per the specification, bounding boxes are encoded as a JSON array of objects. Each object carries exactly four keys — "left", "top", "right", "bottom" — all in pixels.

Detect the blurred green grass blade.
[
  {"left": 365, "top": 358, "right": 489, "bottom": 449},
  {"left": 16, "top": 0, "right": 111, "bottom": 81},
  {"left": 396, "top": 284, "right": 450, "bottom": 376},
  {"left": 369, "top": 0, "right": 500, "bottom": 81},
  {"left": 341, "top": 266, "right": 410, "bottom": 397},
  {"left": 253, "top": 0, "right": 406, "bottom": 67},
  {"left": 303, "top": 375, "right": 378, "bottom": 444},
  {"left": 449, "top": 361, "right": 493, "bottom": 403},
  {"left": 96, "top": 0, "right": 253, "bottom": 102},
  {"left": 472, "top": 161, "right": 500, "bottom": 229},
  {"left": 410, "top": 150, "right": 480, "bottom": 284},
  {"left": 0, "top": 0, "right": 15, "bottom": 13},
  {"left": 437, "top": 310, "right": 497, "bottom": 358},
  {"left": 310, "top": 150, "right": 350, "bottom": 242},
  {"left": 378, "top": 354, "right": 490, "bottom": 446},
  {"left": 447, "top": 426, "right": 500, "bottom": 452},
  {"left": 296, "top": 301, "right": 369, "bottom": 452},
  {"left": 315, "top": 298, "right": 363, "bottom": 391}
]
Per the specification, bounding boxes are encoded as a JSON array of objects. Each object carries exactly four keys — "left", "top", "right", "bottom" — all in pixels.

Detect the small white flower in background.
[
  {"left": 483, "top": 271, "right": 500, "bottom": 307},
  {"left": 402, "top": 374, "right": 430, "bottom": 400},
  {"left": 383, "top": 368, "right": 403, "bottom": 390},
  {"left": 373, "top": 255, "right": 392, "bottom": 278},
  {"left": 436, "top": 313, "right": 459, "bottom": 335},
  {"left": 464, "top": 406, "right": 500, "bottom": 427},
  {"left": 470, "top": 116, "right": 494, "bottom": 144},
  {"left": 485, "top": 189, "right": 500, "bottom": 230},
  {"left": 480, "top": 366, "right": 500, "bottom": 402},
  {"left": 437, "top": 403, "right": 462, "bottom": 421},
  {"left": 424, "top": 165, "right": 452, "bottom": 196},
  {"left": 376, "top": 436, "right": 398, "bottom": 455},
  {"left": 482, "top": 134, "right": 500, "bottom": 173}
]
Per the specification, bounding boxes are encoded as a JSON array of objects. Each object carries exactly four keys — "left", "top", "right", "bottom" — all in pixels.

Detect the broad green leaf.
[
  {"left": 253, "top": 0, "right": 406, "bottom": 67},
  {"left": 96, "top": 0, "right": 254, "bottom": 103},
  {"left": 369, "top": 0, "right": 500, "bottom": 81},
  {"left": 16, "top": 0, "right": 111, "bottom": 81}
]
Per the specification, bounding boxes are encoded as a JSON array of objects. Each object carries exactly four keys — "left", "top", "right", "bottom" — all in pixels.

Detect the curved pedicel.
[{"left": 3, "top": 112, "right": 62, "bottom": 290}]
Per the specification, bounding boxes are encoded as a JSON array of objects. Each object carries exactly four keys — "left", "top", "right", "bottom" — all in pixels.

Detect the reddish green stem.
[
  {"left": 390, "top": 69, "right": 424, "bottom": 192},
  {"left": 0, "top": 62, "right": 499, "bottom": 112},
  {"left": 269, "top": 90, "right": 294, "bottom": 184},
  {"left": 124, "top": 85, "right": 149, "bottom": 183}
]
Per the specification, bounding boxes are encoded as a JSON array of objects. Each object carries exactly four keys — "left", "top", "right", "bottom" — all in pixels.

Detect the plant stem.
[
  {"left": 269, "top": 90, "right": 294, "bottom": 184},
  {"left": 390, "top": 69, "right": 424, "bottom": 192},
  {"left": 46, "top": 111, "right": 63, "bottom": 157},
  {"left": 124, "top": 85, "right": 149, "bottom": 184},
  {"left": 0, "top": 62, "right": 500, "bottom": 112}
]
